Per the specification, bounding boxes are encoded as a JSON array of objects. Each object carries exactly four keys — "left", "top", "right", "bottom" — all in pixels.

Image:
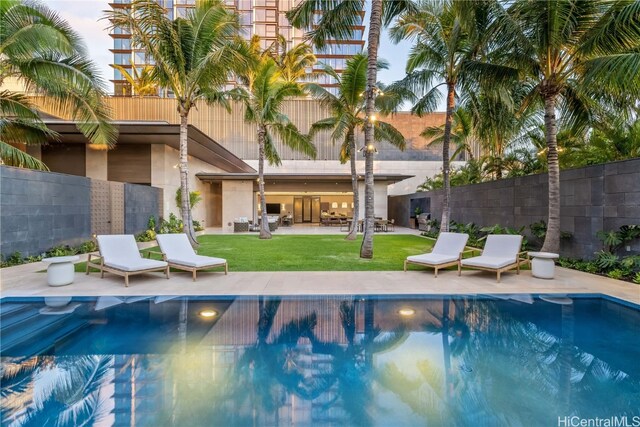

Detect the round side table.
[
  {"left": 528, "top": 252, "right": 559, "bottom": 279},
  {"left": 42, "top": 255, "right": 80, "bottom": 286}
]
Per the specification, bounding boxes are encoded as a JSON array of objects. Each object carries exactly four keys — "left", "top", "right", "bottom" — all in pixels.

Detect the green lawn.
[{"left": 79, "top": 234, "right": 435, "bottom": 272}]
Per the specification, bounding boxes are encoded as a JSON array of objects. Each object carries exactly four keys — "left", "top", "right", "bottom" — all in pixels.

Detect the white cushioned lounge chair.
[
  {"left": 155, "top": 233, "right": 228, "bottom": 281},
  {"left": 460, "top": 234, "right": 529, "bottom": 282},
  {"left": 404, "top": 232, "right": 470, "bottom": 277},
  {"left": 87, "top": 235, "right": 169, "bottom": 287}
]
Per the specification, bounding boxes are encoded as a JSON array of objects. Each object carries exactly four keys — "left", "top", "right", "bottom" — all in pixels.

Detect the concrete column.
[
  {"left": 85, "top": 147, "right": 108, "bottom": 180},
  {"left": 374, "top": 182, "right": 389, "bottom": 219},
  {"left": 222, "top": 180, "right": 254, "bottom": 232}
]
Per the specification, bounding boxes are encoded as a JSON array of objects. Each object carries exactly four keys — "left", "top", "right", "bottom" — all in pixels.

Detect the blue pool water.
[{"left": 1, "top": 295, "right": 639, "bottom": 426}]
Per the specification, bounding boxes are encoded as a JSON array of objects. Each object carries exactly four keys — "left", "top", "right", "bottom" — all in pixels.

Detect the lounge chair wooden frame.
[
  {"left": 147, "top": 250, "right": 228, "bottom": 281},
  {"left": 459, "top": 251, "right": 530, "bottom": 283},
  {"left": 404, "top": 249, "right": 475, "bottom": 277},
  {"left": 86, "top": 252, "right": 170, "bottom": 287}
]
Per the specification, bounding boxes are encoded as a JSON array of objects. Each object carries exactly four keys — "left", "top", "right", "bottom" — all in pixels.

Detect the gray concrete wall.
[
  {"left": 1, "top": 166, "right": 163, "bottom": 258},
  {"left": 1, "top": 166, "right": 91, "bottom": 257},
  {"left": 124, "top": 183, "right": 162, "bottom": 234},
  {"left": 388, "top": 158, "right": 640, "bottom": 259}
]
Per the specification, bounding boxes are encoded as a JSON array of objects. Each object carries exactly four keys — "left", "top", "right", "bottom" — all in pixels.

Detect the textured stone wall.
[
  {"left": 124, "top": 183, "right": 162, "bottom": 234},
  {"left": 388, "top": 158, "right": 640, "bottom": 259},
  {"left": 1, "top": 166, "right": 91, "bottom": 256},
  {"left": 1, "top": 166, "right": 163, "bottom": 257}
]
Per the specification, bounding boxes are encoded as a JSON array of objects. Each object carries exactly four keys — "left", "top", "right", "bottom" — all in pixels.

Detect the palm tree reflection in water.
[{"left": 2, "top": 297, "right": 639, "bottom": 426}]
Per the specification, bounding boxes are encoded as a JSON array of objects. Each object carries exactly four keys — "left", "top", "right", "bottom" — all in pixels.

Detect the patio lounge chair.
[
  {"left": 404, "top": 232, "right": 470, "bottom": 277},
  {"left": 460, "top": 234, "right": 529, "bottom": 282},
  {"left": 87, "top": 235, "right": 169, "bottom": 287},
  {"left": 155, "top": 233, "right": 228, "bottom": 281}
]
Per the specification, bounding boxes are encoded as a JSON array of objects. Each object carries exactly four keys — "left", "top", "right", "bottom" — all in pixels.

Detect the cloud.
[{"left": 46, "top": 1, "right": 113, "bottom": 91}]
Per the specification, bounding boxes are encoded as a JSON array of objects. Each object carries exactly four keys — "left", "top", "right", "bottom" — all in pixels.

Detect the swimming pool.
[{"left": 1, "top": 295, "right": 639, "bottom": 426}]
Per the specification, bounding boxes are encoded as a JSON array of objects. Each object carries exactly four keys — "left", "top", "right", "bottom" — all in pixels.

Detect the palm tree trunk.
[
  {"left": 541, "top": 93, "right": 560, "bottom": 253},
  {"left": 179, "top": 110, "right": 198, "bottom": 247},
  {"left": 360, "top": 0, "right": 383, "bottom": 259},
  {"left": 441, "top": 298, "right": 454, "bottom": 399},
  {"left": 257, "top": 125, "right": 272, "bottom": 239},
  {"left": 440, "top": 83, "right": 455, "bottom": 233},
  {"left": 346, "top": 128, "right": 359, "bottom": 240}
]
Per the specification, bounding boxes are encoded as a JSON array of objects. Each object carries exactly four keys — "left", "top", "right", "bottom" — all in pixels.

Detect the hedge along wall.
[
  {"left": 1, "top": 166, "right": 162, "bottom": 257},
  {"left": 388, "top": 158, "right": 640, "bottom": 259}
]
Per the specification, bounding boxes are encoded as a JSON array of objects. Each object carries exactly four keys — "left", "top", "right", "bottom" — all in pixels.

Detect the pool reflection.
[{"left": 1, "top": 295, "right": 639, "bottom": 426}]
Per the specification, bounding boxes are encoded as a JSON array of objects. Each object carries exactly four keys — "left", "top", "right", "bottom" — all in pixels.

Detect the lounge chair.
[
  {"left": 404, "top": 232, "right": 470, "bottom": 277},
  {"left": 155, "top": 233, "right": 228, "bottom": 281},
  {"left": 460, "top": 234, "right": 529, "bottom": 282},
  {"left": 87, "top": 235, "right": 169, "bottom": 287}
]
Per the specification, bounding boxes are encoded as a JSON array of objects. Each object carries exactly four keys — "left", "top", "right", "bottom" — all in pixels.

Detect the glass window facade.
[{"left": 113, "top": 38, "right": 131, "bottom": 50}]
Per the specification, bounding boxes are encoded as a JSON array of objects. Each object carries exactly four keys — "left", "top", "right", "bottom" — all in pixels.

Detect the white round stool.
[
  {"left": 528, "top": 252, "right": 559, "bottom": 279},
  {"left": 42, "top": 255, "right": 80, "bottom": 286}
]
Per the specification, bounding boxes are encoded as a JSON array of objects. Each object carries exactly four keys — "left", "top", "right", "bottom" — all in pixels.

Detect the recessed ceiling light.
[
  {"left": 398, "top": 308, "right": 415, "bottom": 317},
  {"left": 199, "top": 309, "right": 217, "bottom": 318}
]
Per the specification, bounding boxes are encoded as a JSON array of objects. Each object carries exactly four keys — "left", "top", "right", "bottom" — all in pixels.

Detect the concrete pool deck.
[
  {"left": 1, "top": 228, "right": 638, "bottom": 304},
  {"left": 1, "top": 256, "right": 638, "bottom": 305}
]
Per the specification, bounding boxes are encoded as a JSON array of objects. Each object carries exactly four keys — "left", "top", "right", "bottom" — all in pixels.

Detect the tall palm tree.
[
  {"left": 112, "top": 63, "right": 158, "bottom": 97},
  {"left": 231, "top": 51, "right": 316, "bottom": 239},
  {"left": 307, "top": 54, "right": 406, "bottom": 240},
  {"left": 107, "top": 0, "right": 251, "bottom": 246},
  {"left": 389, "top": 0, "right": 509, "bottom": 232},
  {"left": 492, "top": 0, "right": 640, "bottom": 253},
  {"left": 288, "top": 0, "right": 416, "bottom": 258},
  {"left": 0, "top": 0, "right": 115, "bottom": 170}
]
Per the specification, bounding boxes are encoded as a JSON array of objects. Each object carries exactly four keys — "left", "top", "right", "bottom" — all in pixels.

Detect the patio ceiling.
[
  {"left": 43, "top": 120, "right": 256, "bottom": 174},
  {"left": 196, "top": 172, "right": 414, "bottom": 184}
]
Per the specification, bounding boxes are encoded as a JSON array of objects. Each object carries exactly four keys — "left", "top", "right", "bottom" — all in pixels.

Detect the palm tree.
[
  {"left": 389, "top": 0, "right": 509, "bottom": 233},
  {"left": 491, "top": 0, "right": 640, "bottom": 253},
  {"left": 307, "top": 54, "right": 406, "bottom": 240},
  {"left": 288, "top": 0, "right": 416, "bottom": 258},
  {"left": 0, "top": 0, "right": 115, "bottom": 170},
  {"left": 420, "top": 106, "right": 478, "bottom": 162},
  {"left": 112, "top": 63, "right": 158, "bottom": 97},
  {"left": 231, "top": 50, "right": 316, "bottom": 239},
  {"left": 266, "top": 34, "right": 317, "bottom": 84},
  {"left": 107, "top": 0, "right": 251, "bottom": 246}
]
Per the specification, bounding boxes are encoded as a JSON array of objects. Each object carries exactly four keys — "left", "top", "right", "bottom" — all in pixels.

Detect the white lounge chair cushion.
[
  {"left": 97, "top": 235, "right": 143, "bottom": 262},
  {"left": 481, "top": 234, "right": 523, "bottom": 258},
  {"left": 167, "top": 255, "right": 226, "bottom": 268},
  {"left": 432, "top": 232, "right": 469, "bottom": 256},
  {"left": 461, "top": 256, "right": 516, "bottom": 269},
  {"left": 156, "top": 234, "right": 227, "bottom": 268},
  {"left": 461, "top": 234, "right": 523, "bottom": 270},
  {"left": 407, "top": 253, "right": 459, "bottom": 265},
  {"left": 106, "top": 257, "right": 168, "bottom": 272},
  {"left": 406, "top": 232, "right": 469, "bottom": 266}
]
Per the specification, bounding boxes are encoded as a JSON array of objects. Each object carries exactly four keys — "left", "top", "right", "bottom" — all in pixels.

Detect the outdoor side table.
[
  {"left": 42, "top": 255, "right": 80, "bottom": 286},
  {"left": 528, "top": 252, "right": 559, "bottom": 279}
]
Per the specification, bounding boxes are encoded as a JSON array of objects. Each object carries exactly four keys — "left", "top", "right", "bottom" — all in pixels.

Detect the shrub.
[{"left": 159, "top": 213, "right": 183, "bottom": 234}]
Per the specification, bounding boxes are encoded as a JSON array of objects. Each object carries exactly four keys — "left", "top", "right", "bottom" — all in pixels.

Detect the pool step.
[{"left": 0, "top": 301, "right": 86, "bottom": 357}]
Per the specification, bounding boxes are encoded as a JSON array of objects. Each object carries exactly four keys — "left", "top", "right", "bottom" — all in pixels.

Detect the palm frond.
[
  {"left": 270, "top": 121, "right": 317, "bottom": 160},
  {"left": 374, "top": 121, "right": 406, "bottom": 149},
  {"left": 0, "top": 141, "right": 48, "bottom": 170}
]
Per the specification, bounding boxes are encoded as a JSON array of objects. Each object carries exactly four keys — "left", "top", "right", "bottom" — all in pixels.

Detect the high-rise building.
[{"left": 108, "top": 0, "right": 365, "bottom": 96}]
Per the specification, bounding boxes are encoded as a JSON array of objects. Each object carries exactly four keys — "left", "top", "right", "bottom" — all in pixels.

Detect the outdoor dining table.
[{"left": 347, "top": 219, "right": 389, "bottom": 232}]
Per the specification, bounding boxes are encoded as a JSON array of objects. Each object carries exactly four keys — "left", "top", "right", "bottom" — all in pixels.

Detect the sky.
[{"left": 45, "top": 0, "right": 432, "bottom": 110}]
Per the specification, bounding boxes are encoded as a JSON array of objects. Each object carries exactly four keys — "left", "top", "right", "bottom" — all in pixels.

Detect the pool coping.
[{"left": 1, "top": 260, "right": 638, "bottom": 305}]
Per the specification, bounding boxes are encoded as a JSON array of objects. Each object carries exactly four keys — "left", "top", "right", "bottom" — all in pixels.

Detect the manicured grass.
[
  {"left": 79, "top": 234, "right": 434, "bottom": 272},
  {"left": 197, "top": 234, "right": 434, "bottom": 271}
]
